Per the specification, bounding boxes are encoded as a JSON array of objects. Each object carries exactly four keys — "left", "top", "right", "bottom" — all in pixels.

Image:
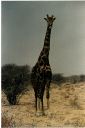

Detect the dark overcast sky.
[{"left": 1, "top": 1, "right": 85, "bottom": 76}]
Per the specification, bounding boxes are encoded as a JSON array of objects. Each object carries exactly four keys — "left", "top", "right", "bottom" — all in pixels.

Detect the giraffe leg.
[
  {"left": 37, "top": 97, "right": 41, "bottom": 112},
  {"left": 41, "top": 97, "right": 44, "bottom": 111},
  {"left": 41, "top": 97, "right": 45, "bottom": 116},
  {"left": 38, "top": 97, "right": 40, "bottom": 110},
  {"left": 35, "top": 96, "right": 37, "bottom": 111},
  {"left": 36, "top": 98, "right": 42, "bottom": 116},
  {"left": 36, "top": 96, "right": 45, "bottom": 116},
  {"left": 46, "top": 83, "right": 50, "bottom": 109},
  {"left": 34, "top": 92, "right": 37, "bottom": 111}
]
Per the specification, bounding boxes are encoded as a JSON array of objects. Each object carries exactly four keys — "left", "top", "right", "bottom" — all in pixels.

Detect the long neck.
[
  {"left": 37, "top": 24, "right": 52, "bottom": 63},
  {"left": 43, "top": 24, "right": 52, "bottom": 50}
]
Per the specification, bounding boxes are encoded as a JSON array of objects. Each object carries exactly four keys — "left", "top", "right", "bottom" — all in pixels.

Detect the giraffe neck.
[
  {"left": 43, "top": 24, "right": 52, "bottom": 50},
  {"left": 37, "top": 24, "right": 52, "bottom": 65}
]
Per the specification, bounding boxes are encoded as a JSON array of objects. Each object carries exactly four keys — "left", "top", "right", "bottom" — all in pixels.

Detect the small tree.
[
  {"left": 80, "top": 75, "right": 85, "bottom": 82},
  {"left": 52, "top": 73, "right": 64, "bottom": 85},
  {"left": 2, "top": 64, "right": 30, "bottom": 105}
]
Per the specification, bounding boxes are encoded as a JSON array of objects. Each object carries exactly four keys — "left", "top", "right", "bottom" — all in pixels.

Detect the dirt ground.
[{"left": 2, "top": 82, "right": 85, "bottom": 127}]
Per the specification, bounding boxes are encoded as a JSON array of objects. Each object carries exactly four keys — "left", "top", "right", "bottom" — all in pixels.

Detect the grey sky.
[{"left": 1, "top": 1, "right": 85, "bottom": 76}]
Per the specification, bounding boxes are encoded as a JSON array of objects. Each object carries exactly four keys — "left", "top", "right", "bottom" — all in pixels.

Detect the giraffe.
[{"left": 31, "top": 14, "right": 56, "bottom": 116}]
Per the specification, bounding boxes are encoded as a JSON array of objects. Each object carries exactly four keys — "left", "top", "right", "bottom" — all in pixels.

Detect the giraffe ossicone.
[{"left": 31, "top": 15, "right": 56, "bottom": 116}]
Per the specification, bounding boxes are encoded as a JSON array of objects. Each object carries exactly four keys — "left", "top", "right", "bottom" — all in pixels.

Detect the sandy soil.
[{"left": 2, "top": 83, "right": 85, "bottom": 127}]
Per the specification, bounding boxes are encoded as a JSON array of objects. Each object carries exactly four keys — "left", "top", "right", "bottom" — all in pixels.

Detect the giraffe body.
[{"left": 31, "top": 15, "right": 56, "bottom": 116}]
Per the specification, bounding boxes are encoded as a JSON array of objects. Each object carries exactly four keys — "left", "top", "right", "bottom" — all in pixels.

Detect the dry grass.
[
  {"left": 2, "top": 113, "right": 15, "bottom": 128},
  {"left": 2, "top": 82, "right": 85, "bottom": 127}
]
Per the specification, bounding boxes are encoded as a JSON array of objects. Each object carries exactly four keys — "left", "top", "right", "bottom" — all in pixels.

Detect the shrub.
[
  {"left": 52, "top": 73, "right": 64, "bottom": 85},
  {"left": 2, "top": 64, "right": 30, "bottom": 105}
]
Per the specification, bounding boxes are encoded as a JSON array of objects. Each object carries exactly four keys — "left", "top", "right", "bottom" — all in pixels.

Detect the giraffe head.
[{"left": 44, "top": 14, "right": 56, "bottom": 28}]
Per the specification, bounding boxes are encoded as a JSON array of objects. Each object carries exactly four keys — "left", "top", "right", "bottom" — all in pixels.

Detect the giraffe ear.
[
  {"left": 47, "top": 14, "right": 49, "bottom": 18},
  {"left": 53, "top": 17, "right": 56, "bottom": 21},
  {"left": 44, "top": 18, "right": 47, "bottom": 21}
]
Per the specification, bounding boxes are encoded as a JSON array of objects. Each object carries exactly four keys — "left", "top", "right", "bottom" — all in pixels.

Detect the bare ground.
[{"left": 2, "top": 83, "right": 85, "bottom": 127}]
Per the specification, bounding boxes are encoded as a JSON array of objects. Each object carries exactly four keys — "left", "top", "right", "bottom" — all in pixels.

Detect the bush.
[
  {"left": 52, "top": 73, "right": 64, "bottom": 85},
  {"left": 2, "top": 64, "right": 30, "bottom": 105},
  {"left": 80, "top": 75, "right": 85, "bottom": 82}
]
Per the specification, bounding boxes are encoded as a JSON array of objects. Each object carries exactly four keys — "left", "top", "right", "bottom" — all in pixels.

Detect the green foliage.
[
  {"left": 2, "top": 64, "right": 30, "bottom": 105},
  {"left": 52, "top": 73, "right": 64, "bottom": 85},
  {"left": 80, "top": 75, "right": 85, "bottom": 82},
  {"left": 52, "top": 73, "right": 85, "bottom": 84}
]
